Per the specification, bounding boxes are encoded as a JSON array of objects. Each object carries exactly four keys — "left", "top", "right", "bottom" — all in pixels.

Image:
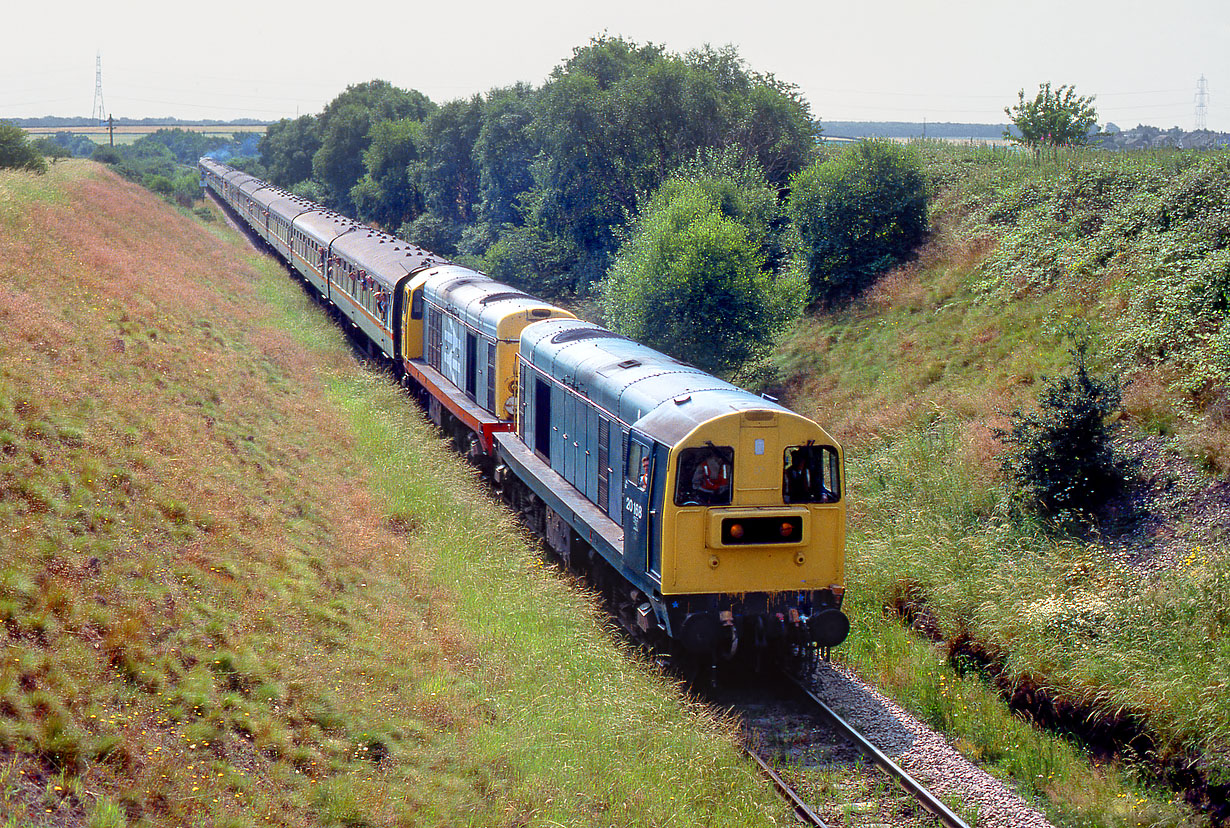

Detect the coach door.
[{"left": 623, "top": 432, "right": 655, "bottom": 574}]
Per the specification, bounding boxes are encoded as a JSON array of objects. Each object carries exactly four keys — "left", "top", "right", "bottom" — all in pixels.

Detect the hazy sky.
[{"left": 5, "top": 0, "right": 1228, "bottom": 131}]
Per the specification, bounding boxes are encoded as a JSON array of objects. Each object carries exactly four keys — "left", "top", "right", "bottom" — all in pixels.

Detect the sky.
[{"left": 4, "top": 0, "right": 1229, "bottom": 131}]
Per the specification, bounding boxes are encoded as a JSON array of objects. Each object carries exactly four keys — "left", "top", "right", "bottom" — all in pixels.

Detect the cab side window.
[
  {"left": 783, "top": 445, "right": 841, "bottom": 504},
  {"left": 627, "top": 442, "right": 649, "bottom": 491},
  {"left": 675, "top": 446, "right": 733, "bottom": 506}
]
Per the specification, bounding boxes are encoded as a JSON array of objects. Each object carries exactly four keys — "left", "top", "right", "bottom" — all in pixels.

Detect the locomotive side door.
[{"left": 623, "top": 432, "right": 655, "bottom": 574}]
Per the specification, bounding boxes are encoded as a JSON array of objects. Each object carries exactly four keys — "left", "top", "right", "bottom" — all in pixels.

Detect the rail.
[{"left": 782, "top": 672, "right": 971, "bottom": 828}]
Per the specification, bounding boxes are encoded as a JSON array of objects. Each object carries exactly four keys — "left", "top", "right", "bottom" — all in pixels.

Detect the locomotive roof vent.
[
  {"left": 617, "top": 359, "right": 642, "bottom": 369},
  {"left": 440, "top": 278, "right": 480, "bottom": 296},
  {"left": 549, "top": 328, "right": 626, "bottom": 344},
  {"left": 479, "top": 291, "right": 530, "bottom": 305}
]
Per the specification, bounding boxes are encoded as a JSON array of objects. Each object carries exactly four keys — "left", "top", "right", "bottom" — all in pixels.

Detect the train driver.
[{"left": 692, "top": 452, "right": 731, "bottom": 505}]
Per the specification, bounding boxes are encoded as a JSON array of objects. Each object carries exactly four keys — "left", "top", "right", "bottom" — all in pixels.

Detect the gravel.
[{"left": 809, "top": 662, "right": 1057, "bottom": 828}]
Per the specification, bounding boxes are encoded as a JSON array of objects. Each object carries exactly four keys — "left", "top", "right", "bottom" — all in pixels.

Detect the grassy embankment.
[
  {"left": 0, "top": 161, "right": 788, "bottom": 827},
  {"left": 777, "top": 144, "right": 1230, "bottom": 827}
]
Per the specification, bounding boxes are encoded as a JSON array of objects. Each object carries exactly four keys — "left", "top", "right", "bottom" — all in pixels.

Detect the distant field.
[{"left": 22, "top": 124, "right": 262, "bottom": 144}]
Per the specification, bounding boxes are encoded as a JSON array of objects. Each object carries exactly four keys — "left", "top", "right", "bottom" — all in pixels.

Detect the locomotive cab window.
[
  {"left": 783, "top": 445, "right": 840, "bottom": 504},
  {"left": 675, "top": 446, "right": 733, "bottom": 506},
  {"left": 627, "top": 442, "right": 650, "bottom": 491}
]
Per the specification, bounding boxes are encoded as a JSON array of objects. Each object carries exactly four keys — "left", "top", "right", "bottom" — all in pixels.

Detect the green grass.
[
  {"left": 836, "top": 421, "right": 1220, "bottom": 826},
  {"left": 775, "top": 143, "right": 1230, "bottom": 826}
]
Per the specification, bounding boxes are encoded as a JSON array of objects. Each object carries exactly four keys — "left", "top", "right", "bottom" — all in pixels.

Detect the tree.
[
  {"left": 600, "top": 160, "right": 805, "bottom": 375},
  {"left": 0, "top": 122, "right": 48, "bottom": 173},
  {"left": 1005, "top": 82, "right": 1098, "bottom": 161},
  {"left": 31, "top": 137, "right": 71, "bottom": 162},
  {"left": 350, "top": 117, "right": 423, "bottom": 229},
  {"left": 313, "top": 103, "right": 380, "bottom": 213},
  {"left": 524, "top": 37, "right": 818, "bottom": 294},
  {"left": 141, "top": 128, "right": 228, "bottom": 164},
  {"left": 311, "top": 81, "right": 435, "bottom": 213},
  {"left": 788, "top": 140, "right": 927, "bottom": 305},
  {"left": 260, "top": 115, "right": 321, "bottom": 187},
  {"left": 994, "top": 333, "right": 1128, "bottom": 516},
  {"left": 410, "top": 95, "right": 485, "bottom": 254},
  {"left": 473, "top": 84, "right": 539, "bottom": 229}
]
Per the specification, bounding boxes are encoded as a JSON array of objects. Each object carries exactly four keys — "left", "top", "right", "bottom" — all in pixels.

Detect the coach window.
[
  {"left": 782, "top": 445, "right": 840, "bottom": 504},
  {"left": 676, "top": 446, "right": 733, "bottom": 506}
]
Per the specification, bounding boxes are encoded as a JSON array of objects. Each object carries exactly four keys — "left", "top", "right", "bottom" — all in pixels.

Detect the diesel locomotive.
[{"left": 199, "top": 157, "right": 849, "bottom": 666}]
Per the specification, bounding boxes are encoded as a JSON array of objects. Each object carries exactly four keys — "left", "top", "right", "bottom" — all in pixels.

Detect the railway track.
[{"left": 711, "top": 670, "right": 971, "bottom": 828}]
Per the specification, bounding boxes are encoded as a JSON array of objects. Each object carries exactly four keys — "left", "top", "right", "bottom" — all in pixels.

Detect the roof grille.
[
  {"left": 479, "top": 291, "right": 530, "bottom": 305},
  {"left": 550, "top": 328, "right": 625, "bottom": 344}
]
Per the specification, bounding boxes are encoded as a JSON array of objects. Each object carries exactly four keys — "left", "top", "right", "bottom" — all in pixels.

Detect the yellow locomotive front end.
[
  {"left": 652, "top": 407, "right": 848, "bottom": 660},
  {"left": 661, "top": 408, "right": 844, "bottom": 596}
]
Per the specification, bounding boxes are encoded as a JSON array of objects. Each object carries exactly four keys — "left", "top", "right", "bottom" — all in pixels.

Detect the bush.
[
  {"left": 977, "top": 152, "right": 1230, "bottom": 396},
  {"left": 90, "top": 145, "right": 123, "bottom": 165},
  {"left": 600, "top": 160, "right": 805, "bottom": 376},
  {"left": 788, "top": 139, "right": 927, "bottom": 305},
  {"left": 0, "top": 122, "right": 48, "bottom": 174},
  {"left": 290, "top": 178, "right": 325, "bottom": 202},
  {"left": 995, "top": 334, "right": 1127, "bottom": 516}
]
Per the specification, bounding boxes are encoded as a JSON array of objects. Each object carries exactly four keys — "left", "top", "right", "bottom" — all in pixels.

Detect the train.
[{"left": 198, "top": 157, "right": 850, "bottom": 668}]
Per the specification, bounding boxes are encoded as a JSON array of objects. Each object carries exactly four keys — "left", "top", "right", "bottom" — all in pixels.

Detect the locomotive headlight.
[{"left": 717, "top": 513, "right": 805, "bottom": 546}]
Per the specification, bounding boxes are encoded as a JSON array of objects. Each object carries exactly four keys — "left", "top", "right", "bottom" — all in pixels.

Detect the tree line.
[
  {"left": 3, "top": 37, "right": 934, "bottom": 379},
  {"left": 253, "top": 36, "right": 928, "bottom": 375}
]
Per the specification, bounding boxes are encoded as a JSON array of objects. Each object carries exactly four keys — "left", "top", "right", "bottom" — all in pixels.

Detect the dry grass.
[{"left": 0, "top": 160, "right": 783, "bottom": 827}]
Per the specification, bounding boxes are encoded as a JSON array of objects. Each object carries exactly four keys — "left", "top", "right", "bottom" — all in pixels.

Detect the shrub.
[
  {"left": 0, "top": 122, "right": 49, "bottom": 174},
  {"left": 600, "top": 159, "right": 805, "bottom": 376},
  {"left": 994, "top": 334, "right": 1127, "bottom": 516},
  {"left": 788, "top": 139, "right": 927, "bottom": 305},
  {"left": 90, "top": 145, "right": 123, "bottom": 165}
]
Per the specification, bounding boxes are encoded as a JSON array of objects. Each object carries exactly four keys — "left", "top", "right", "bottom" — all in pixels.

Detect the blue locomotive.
[{"left": 200, "top": 157, "right": 849, "bottom": 665}]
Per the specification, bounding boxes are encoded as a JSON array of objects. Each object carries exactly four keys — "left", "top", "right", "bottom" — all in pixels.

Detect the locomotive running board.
[
  {"left": 492, "top": 432, "right": 625, "bottom": 567},
  {"left": 403, "top": 357, "right": 511, "bottom": 453}
]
